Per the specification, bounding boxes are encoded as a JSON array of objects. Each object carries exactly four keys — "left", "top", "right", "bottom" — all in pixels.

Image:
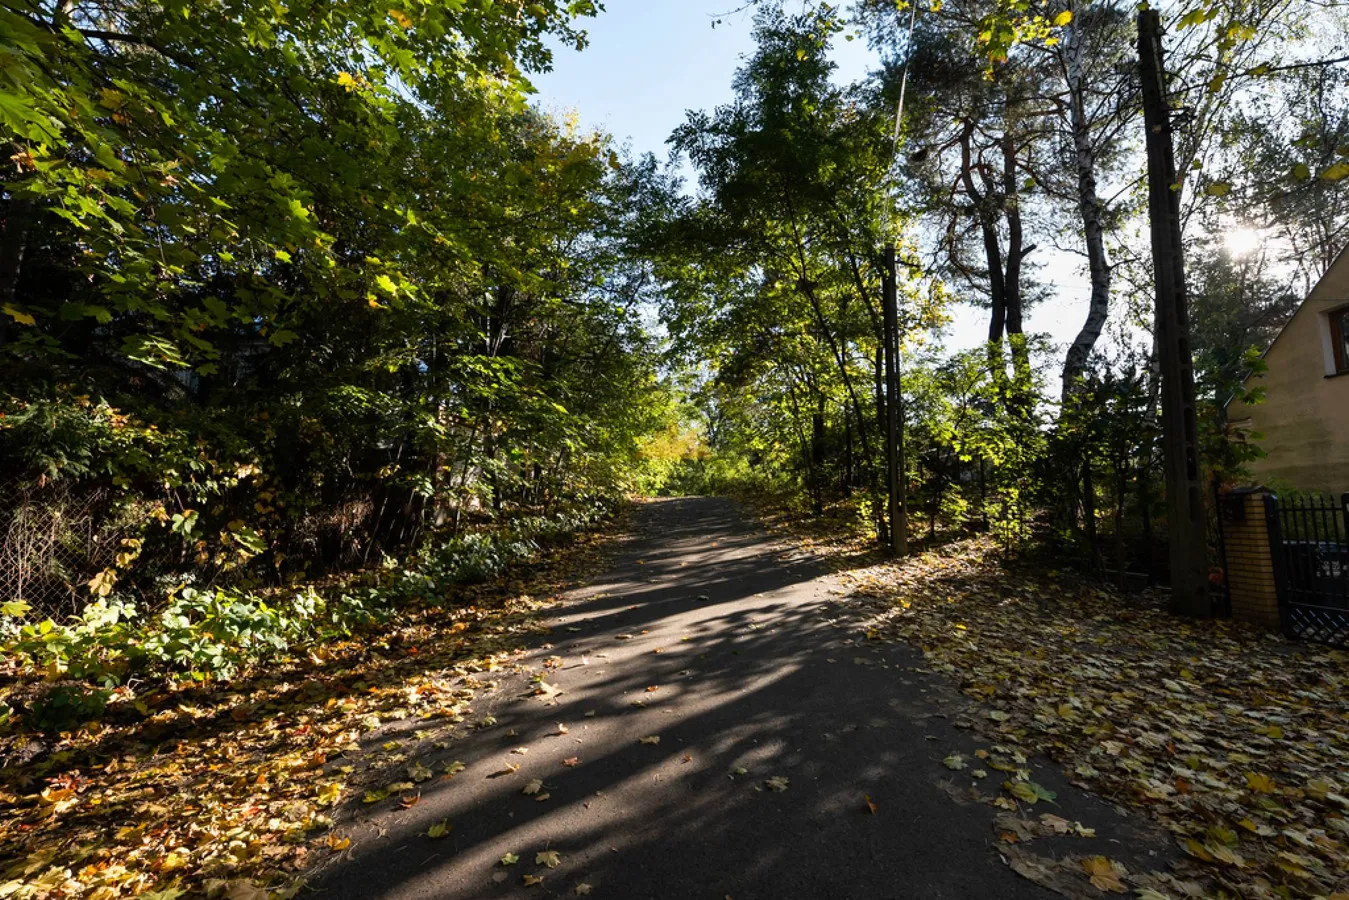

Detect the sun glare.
[{"left": 1224, "top": 226, "right": 1265, "bottom": 258}]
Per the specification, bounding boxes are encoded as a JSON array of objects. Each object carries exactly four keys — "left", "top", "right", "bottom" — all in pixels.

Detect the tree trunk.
[
  {"left": 1060, "top": 22, "right": 1112, "bottom": 400},
  {"left": 958, "top": 125, "right": 1007, "bottom": 347},
  {"left": 0, "top": 196, "right": 32, "bottom": 349}
]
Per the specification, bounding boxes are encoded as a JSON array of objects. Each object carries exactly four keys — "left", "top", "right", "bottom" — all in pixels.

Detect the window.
[{"left": 1333, "top": 307, "right": 1349, "bottom": 375}]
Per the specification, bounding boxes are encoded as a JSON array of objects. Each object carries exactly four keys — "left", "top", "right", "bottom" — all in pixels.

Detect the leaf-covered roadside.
[
  {"left": 763, "top": 505, "right": 1349, "bottom": 899},
  {"left": 0, "top": 513, "right": 622, "bottom": 900}
]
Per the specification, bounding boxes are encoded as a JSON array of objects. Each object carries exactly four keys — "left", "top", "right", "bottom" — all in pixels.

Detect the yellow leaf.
[
  {"left": 427, "top": 820, "right": 451, "bottom": 838},
  {"left": 316, "top": 782, "right": 343, "bottom": 806},
  {"left": 1052, "top": 10, "right": 1073, "bottom": 26},
  {"left": 326, "top": 834, "right": 351, "bottom": 851},
  {"left": 1245, "top": 772, "right": 1277, "bottom": 794},
  {"left": 535, "top": 850, "right": 561, "bottom": 868},
  {"left": 1081, "top": 856, "right": 1126, "bottom": 893},
  {"left": 2, "top": 305, "right": 35, "bottom": 326},
  {"left": 639, "top": 735, "right": 660, "bottom": 745},
  {"left": 500, "top": 852, "right": 519, "bottom": 865},
  {"left": 387, "top": 8, "right": 412, "bottom": 28},
  {"left": 1321, "top": 162, "right": 1349, "bottom": 181}
]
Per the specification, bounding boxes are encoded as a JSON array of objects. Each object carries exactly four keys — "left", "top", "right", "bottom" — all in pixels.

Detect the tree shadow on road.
[{"left": 307, "top": 497, "right": 1172, "bottom": 900}]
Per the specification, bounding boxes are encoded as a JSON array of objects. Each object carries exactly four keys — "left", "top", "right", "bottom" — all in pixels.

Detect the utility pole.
[
  {"left": 1138, "top": 9, "right": 1209, "bottom": 617},
  {"left": 882, "top": 243, "right": 907, "bottom": 556}
]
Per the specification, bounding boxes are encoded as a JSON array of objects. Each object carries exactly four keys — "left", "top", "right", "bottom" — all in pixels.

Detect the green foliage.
[
  {"left": 0, "top": 0, "right": 675, "bottom": 654},
  {"left": 2, "top": 502, "right": 610, "bottom": 688}
]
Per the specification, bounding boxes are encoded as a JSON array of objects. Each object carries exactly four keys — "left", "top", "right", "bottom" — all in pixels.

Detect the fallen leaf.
[
  {"left": 1081, "top": 856, "right": 1127, "bottom": 893},
  {"left": 639, "top": 735, "right": 660, "bottom": 745},
  {"left": 536, "top": 850, "right": 561, "bottom": 868},
  {"left": 316, "top": 782, "right": 343, "bottom": 807}
]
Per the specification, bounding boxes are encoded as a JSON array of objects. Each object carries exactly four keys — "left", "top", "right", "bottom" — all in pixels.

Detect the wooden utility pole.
[
  {"left": 1138, "top": 10, "right": 1209, "bottom": 617},
  {"left": 882, "top": 243, "right": 907, "bottom": 556}
]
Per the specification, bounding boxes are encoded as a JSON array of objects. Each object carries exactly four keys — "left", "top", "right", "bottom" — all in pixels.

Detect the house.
[{"left": 1226, "top": 246, "right": 1349, "bottom": 493}]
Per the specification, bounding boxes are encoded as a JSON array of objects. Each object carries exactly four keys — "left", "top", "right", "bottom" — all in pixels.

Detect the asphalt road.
[{"left": 313, "top": 497, "right": 1162, "bottom": 899}]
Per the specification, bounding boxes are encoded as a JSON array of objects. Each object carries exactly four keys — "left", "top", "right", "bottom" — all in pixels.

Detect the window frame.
[{"left": 1333, "top": 306, "right": 1349, "bottom": 375}]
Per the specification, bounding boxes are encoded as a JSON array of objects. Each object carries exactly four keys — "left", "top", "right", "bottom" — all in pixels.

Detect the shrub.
[{"left": 1, "top": 502, "right": 611, "bottom": 700}]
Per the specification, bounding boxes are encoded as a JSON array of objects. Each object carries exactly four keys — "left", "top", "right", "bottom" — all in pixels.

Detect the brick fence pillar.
[{"left": 1220, "top": 488, "right": 1281, "bottom": 629}]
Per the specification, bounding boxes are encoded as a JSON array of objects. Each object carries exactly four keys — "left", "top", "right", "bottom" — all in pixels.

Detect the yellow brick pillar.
[{"left": 1220, "top": 488, "right": 1281, "bottom": 629}]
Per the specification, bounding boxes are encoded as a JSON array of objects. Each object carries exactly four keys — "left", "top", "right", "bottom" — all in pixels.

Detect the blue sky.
[{"left": 529, "top": 1, "right": 1089, "bottom": 358}]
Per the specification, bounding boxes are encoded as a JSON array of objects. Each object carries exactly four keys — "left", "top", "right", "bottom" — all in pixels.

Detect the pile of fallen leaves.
[
  {"left": 0, "top": 519, "right": 620, "bottom": 900},
  {"left": 829, "top": 536, "right": 1349, "bottom": 900}
]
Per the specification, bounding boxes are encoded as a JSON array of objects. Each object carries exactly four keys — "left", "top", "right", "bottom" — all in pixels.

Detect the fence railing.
[{"left": 1268, "top": 492, "right": 1349, "bottom": 645}]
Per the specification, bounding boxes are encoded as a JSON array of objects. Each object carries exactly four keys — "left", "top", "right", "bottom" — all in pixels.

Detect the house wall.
[{"left": 1227, "top": 260, "right": 1349, "bottom": 494}]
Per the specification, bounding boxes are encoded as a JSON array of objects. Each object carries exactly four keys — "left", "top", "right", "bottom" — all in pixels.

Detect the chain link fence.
[{"left": 0, "top": 477, "right": 131, "bottom": 621}]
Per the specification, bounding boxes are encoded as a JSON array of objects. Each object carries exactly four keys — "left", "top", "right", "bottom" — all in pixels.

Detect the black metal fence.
[{"left": 1267, "top": 492, "right": 1349, "bottom": 646}]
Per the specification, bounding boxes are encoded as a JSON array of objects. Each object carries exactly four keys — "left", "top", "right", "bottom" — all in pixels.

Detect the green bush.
[{"left": 1, "top": 502, "right": 611, "bottom": 696}]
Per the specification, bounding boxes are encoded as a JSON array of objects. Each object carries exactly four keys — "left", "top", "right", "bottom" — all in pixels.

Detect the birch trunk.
[{"left": 1061, "top": 20, "right": 1112, "bottom": 400}]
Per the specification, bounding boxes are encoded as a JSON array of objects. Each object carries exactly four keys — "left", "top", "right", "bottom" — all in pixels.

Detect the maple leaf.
[
  {"left": 522, "top": 874, "right": 544, "bottom": 886},
  {"left": 536, "top": 850, "right": 562, "bottom": 868},
  {"left": 576, "top": 885, "right": 593, "bottom": 896},
  {"left": 500, "top": 852, "right": 520, "bottom": 866},
  {"left": 522, "top": 779, "right": 544, "bottom": 795},
  {"left": 1245, "top": 772, "right": 1277, "bottom": 794},
  {"left": 426, "top": 820, "right": 451, "bottom": 838},
  {"left": 943, "top": 753, "right": 967, "bottom": 770},
  {"left": 765, "top": 776, "right": 790, "bottom": 792},
  {"left": 408, "top": 763, "right": 433, "bottom": 783},
  {"left": 563, "top": 757, "right": 580, "bottom": 767},
  {"left": 1081, "top": 856, "right": 1127, "bottom": 893},
  {"left": 316, "top": 782, "right": 343, "bottom": 807},
  {"left": 639, "top": 735, "right": 660, "bottom": 745}
]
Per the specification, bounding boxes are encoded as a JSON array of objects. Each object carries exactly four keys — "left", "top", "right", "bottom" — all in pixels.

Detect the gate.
[{"left": 1266, "top": 493, "right": 1349, "bottom": 645}]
